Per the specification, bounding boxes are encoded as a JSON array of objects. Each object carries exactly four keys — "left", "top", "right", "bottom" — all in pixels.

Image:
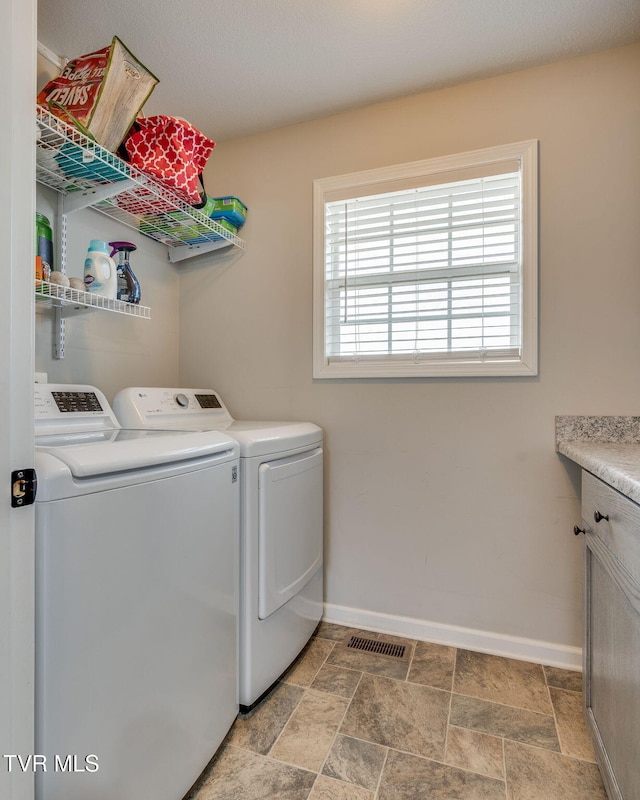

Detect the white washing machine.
[
  {"left": 113, "top": 387, "right": 323, "bottom": 711},
  {"left": 34, "top": 384, "right": 239, "bottom": 800}
]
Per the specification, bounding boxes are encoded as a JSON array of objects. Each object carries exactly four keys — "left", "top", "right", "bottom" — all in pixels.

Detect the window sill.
[{"left": 313, "top": 357, "right": 538, "bottom": 379}]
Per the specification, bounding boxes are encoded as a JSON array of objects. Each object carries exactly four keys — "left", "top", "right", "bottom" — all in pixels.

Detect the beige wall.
[{"left": 180, "top": 43, "right": 640, "bottom": 652}]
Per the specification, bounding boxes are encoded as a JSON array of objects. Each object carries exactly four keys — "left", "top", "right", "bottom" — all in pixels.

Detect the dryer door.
[{"left": 258, "top": 447, "right": 323, "bottom": 620}]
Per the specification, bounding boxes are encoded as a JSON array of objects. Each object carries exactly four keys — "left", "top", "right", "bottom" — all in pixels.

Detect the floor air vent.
[{"left": 346, "top": 636, "right": 406, "bottom": 659}]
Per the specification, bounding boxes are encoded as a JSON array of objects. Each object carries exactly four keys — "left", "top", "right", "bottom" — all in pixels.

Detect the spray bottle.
[{"left": 109, "top": 241, "right": 141, "bottom": 304}]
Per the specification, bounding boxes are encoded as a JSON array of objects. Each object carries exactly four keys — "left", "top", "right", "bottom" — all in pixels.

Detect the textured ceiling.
[{"left": 38, "top": 0, "right": 640, "bottom": 141}]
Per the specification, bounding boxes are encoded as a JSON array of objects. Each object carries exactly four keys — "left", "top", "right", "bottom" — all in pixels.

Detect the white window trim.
[{"left": 312, "top": 140, "right": 538, "bottom": 379}]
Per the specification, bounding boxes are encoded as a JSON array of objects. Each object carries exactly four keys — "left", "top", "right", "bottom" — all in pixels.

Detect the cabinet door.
[{"left": 585, "top": 532, "right": 640, "bottom": 800}]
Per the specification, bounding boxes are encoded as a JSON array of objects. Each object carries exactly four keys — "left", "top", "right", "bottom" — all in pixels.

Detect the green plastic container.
[
  {"left": 202, "top": 196, "right": 247, "bottom": 228},
  {"left": 35, "top": 212, "right": 53, "bottom": 277}
]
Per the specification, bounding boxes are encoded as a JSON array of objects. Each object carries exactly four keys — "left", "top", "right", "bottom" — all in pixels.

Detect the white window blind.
[{"left": 313, "top": 141, "right": 538, "bottom": 378}]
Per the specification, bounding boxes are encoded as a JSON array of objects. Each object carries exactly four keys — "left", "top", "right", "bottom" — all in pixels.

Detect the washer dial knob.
[{"left": 175, "top": 393, "right": 190, "bottom": 408}]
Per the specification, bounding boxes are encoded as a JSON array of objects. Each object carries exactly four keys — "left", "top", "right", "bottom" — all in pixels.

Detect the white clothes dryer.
[
  {"left": 113, "top": 387, "right": 323, "bottom": 711},
  {"left": 34, "top": 385, "right": 239, "bottom": 800}
]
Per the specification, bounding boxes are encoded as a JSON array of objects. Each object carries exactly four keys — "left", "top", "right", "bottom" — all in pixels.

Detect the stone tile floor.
[{"left": 187, "top": 623, "right": 607, "bottom": 800}]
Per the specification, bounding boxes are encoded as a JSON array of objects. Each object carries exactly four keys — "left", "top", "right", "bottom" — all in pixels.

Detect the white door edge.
[{"left": 0, "top": 0, "right": 37, "bottom": 797}]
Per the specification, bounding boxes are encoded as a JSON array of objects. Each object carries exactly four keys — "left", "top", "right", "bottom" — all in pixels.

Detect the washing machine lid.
[
  {"left": 113, "top": 387, "right": 323, "bottom": 457},
  {"left": 35, "top": 427, "right": 237, "bottom": 478}
]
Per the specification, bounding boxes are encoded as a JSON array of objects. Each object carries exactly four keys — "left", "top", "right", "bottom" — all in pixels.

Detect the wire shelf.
[
  {"left": 35, "top": 106, "right": 246, "bottom": 259},
  {"left": 35, "top": 280, "right": 151, "bottom": 318}
]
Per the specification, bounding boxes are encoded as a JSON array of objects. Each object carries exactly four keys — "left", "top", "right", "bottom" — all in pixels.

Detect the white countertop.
[{"left": 557, "top": 440, "right": 640, "bottom": 505}]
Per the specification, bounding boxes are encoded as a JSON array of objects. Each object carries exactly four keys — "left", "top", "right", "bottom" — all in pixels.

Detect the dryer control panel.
[{"left": 113, "top": 387, "right": 234, "bottom": 429}]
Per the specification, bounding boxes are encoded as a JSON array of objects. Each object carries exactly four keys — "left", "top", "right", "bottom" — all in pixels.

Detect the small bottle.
[
  {"left": 109, "top": 241, "right": 141, "bottom": 304},
  {"left": 83, "top": 240, "right": 117, "bottom": 299}
]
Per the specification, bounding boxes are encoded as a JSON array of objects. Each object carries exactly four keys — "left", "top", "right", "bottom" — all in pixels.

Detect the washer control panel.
[
  {"left": 51, "top": 391, "right": 103, "bottom": 414},
  {"left": 34, "top": 384, "right": 120, "bottom": 434}
]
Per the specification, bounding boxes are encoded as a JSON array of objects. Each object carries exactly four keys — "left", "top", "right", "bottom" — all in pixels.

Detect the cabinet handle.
[
  {"left": 594, "top": 510, "right": 609, "bottom": 523},
  {"left": 574, "top": 525, "right": 585, "bottom": 536}
]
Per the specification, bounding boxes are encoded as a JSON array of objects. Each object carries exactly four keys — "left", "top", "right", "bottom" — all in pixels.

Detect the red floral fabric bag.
[{"left": 121, "top": 116, "right": 215, "bottom": 205}]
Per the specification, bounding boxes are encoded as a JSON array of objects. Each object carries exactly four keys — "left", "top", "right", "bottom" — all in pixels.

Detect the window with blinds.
[{"left": 313, "top": 141, "right": 538, "bottom": 378}]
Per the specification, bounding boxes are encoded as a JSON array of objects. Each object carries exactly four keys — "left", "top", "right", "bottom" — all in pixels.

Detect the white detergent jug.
[{"left": 83, "top": 240, "right": 117, "bottom": 299}]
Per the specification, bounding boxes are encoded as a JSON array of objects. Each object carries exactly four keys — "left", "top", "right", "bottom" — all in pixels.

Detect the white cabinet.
[{"left": 581, "top": 471, "right": 640, "bottom": 800}]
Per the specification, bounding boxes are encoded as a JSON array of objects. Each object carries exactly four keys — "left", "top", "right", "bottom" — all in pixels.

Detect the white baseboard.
[{"left": 322, "top": 603, "right": 582, "bottom": 671}]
